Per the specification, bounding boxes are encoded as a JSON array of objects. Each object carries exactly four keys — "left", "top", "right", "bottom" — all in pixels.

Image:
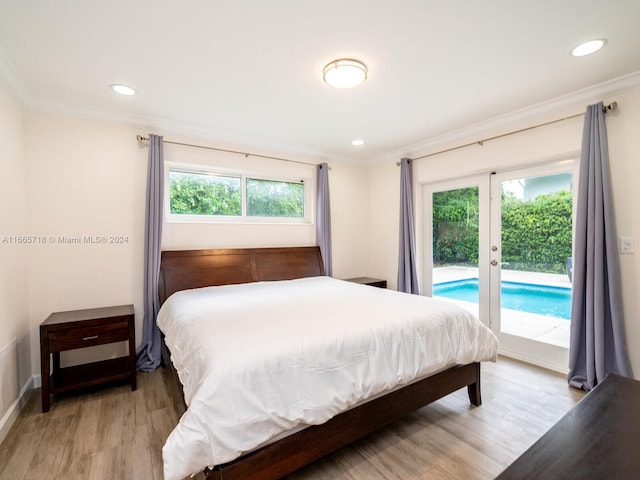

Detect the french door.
[{"left": 423, "top": 160, "right": 576, "bottom": 372}]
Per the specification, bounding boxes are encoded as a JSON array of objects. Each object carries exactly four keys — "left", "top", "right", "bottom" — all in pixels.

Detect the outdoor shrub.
[{"left": 433, "top": 189, "right": 572, "bottom": 274}]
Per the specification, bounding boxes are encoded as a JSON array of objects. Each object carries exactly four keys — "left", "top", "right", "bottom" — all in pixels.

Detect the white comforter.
[{"left": 158, "top": 276, "right": 498, "bottom": 480}]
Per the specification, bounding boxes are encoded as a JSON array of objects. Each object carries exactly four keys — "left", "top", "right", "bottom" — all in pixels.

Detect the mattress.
[{"left": 157, "top": 276, "right": 498, "bottom": 480}]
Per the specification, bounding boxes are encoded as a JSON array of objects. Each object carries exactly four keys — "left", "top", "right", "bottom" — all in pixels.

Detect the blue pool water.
[{"left": 433, "top": 278, "right": 572, "bottom": 319}]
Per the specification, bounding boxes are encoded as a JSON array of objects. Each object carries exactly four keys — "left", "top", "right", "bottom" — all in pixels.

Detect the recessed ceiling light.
[
  {"left": 323, "top": 59, "right": 367, "bottom": 88},
  {"left": 110, "top": 84, "right": 136, "bottom": 96},
  {"left": 351, "top": 139, "right": 364, "bottom": 146},
  {"left": 571, "top": 39, "right": 606, "bottom": 57}
]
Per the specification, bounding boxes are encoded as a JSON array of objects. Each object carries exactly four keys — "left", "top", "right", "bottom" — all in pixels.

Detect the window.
[
  {"left": 167, "top": 165, "right": 310, "bottom": 223},
  {"left": 246, "top": 178, "right": 304, "bottom": 218},
  {"left": 169, "top": 171, "right": 241, "bottom": 216}
]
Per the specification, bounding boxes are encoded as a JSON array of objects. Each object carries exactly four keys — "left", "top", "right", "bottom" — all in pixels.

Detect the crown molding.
[
  {"left": 373, "top": 70, "right": 640, "bottom": 165},
  {"left": 3, "top": 42, "right": 637, "bottom": 168},
  {"left": 21, "top": 95, "right": 363, "bottom": 166},
  {"left": 0, "top": 46, "right": 30, "bottom": 104}
]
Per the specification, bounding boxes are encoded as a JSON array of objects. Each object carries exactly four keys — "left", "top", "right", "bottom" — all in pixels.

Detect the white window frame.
[{"left": 165, "top": 162, "right": 313, "bottom": 224}]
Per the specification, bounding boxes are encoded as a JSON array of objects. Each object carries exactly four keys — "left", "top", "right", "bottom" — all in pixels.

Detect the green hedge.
[
  {"left": 501, "top": 190, "right": 572, "bottom": 273},
  {"left": 169, "top": 172, "right": 241, "bottom": 215},
  {"left": 433, "top": 189, "right": 572, "bottom": 274},
  {"left": 169, "top": 173, "right": 304, "bottom": 217},
  {"left": 433, "top": 187, "right": 480, "bottom": 265}
]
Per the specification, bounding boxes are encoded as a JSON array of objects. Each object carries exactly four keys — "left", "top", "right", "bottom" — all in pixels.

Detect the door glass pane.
[
  {"left": 432, "top": 187, "right": 480, "bottom": 313},
  {"left": 499, "top": 173, "right": 572, "bottom": 347}
]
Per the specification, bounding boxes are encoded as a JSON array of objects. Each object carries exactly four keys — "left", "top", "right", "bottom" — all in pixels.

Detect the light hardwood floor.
[{"left": 0, "top": 357, "right": 584, "bottom": 480}]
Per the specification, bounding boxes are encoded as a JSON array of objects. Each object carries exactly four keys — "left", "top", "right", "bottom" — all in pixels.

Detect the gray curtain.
[
  {"left": 397, "top": 157, "right": 419, "bottom": 294},
  {"left": 136, "top": 134, "right": 164, "bottom": 372},
  {"left": 316, "top": 163, "right": 332, "bottom": 276},
  {"left": 568, "top": 102, "right": 632, "bottom": 390}
]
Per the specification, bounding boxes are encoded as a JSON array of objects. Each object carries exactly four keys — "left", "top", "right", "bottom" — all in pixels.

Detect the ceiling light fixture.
[
  {"left": 571, "top": 39, "right": 606, "bottom": 57},
  {"left": 110, "top": 84, "right": 136, "bottom": 96},
  {"left": 351, "top": 139, "right": 364, "bottom": 146},
  {"left": 323, "top": 59, "right": 367, "bottom": 88}
]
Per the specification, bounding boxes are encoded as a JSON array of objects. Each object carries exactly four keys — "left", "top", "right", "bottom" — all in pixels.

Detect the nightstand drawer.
[{"left": 48, "top": 321, "right": 129, "bottom": 351}]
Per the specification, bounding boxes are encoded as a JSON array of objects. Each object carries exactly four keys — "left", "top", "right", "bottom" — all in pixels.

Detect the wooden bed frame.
[{"left": 158, "top": 246, "right": 482, "bottom": 480}]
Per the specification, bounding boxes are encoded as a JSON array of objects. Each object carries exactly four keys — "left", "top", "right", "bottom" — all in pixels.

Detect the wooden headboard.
[{"left": 158, "top": 246, "right": 325, "bottom": 304}]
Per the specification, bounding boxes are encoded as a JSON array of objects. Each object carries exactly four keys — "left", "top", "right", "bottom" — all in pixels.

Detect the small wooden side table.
[
  {"left": 344, "top": 277, "right": 387, "bottom": 289},
  {"left": 40, "top": 304, "right": 136, "bottom": 412}
]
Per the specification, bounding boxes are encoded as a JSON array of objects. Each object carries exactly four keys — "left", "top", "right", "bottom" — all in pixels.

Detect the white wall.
[
  {"left": 325, "top": 160, "right": 369, "bottom": 279},
  {"left": 368, "top": 160, "right": 400, "bottom": 286},
  {"left": 368, "top": 87, "right": 640, "bottom": 378},
  {"left": 23, "top": 112, "right": 370, "bottom": 370},
  {"left": 25, "top": 112, "right": 147, "bottom": 368},
  {"left": 606, "top": 89, "right": 640, "bottom": 378},
  {"left": 0, "top": 81, "right": 30, "bottom": 439}
]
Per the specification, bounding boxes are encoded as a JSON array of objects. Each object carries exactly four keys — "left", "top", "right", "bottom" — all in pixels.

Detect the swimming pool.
[{"left": 433, "top": 278, "right": 572, "bottom": 319}]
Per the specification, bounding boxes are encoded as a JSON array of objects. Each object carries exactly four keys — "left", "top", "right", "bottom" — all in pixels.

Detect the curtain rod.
[
  {"left": 396, "top": 101, "right": 618, "bottom": 165},
  {"left": 136, "top": 135, "right": 322, "bottom": 168}
]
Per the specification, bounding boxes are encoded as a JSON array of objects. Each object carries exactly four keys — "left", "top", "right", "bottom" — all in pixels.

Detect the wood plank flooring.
[{"left": 0, "top": 357, "right": 584, "bottom": 480}]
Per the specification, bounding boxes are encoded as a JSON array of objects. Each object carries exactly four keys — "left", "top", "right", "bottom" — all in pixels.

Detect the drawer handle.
[{"left": 83, "top": 335, "right": 99, "bottom": 341}]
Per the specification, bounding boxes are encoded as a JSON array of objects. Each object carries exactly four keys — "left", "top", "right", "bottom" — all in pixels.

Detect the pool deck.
[
  {"left": 433, "top": 266, "right": 571, "bottom": 288},
  {"left": 433, "top": 266, "right": 570, "bottom": 348}
]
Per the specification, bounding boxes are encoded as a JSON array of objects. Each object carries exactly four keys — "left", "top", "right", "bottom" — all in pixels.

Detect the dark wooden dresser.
[
  {"left": 40, "top": 304, "right": 136, "bottom": 412},
  {"left": 496, "top": 373, "right": 640, "bottom": 479}
]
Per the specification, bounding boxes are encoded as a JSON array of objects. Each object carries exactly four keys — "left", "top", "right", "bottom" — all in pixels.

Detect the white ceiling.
[{"left": 1, "top": 0, "right": 640, "bottom": 163}]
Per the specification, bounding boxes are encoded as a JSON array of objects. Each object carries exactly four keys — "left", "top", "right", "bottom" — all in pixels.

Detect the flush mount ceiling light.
[
  {"left": 351, "top": 139, "right": 364, "bottom": 146},
  {"left": 110, "top": 84, "right": 136, "bottom": 96},
  {"left": 323, "top": 59, "right": 367, "bottom": 88},
  {"left": 571, "top": 39, "right": 606, "bottom": 57}
]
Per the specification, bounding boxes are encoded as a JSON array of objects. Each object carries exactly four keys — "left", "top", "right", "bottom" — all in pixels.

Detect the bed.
[{"left": 157, "top": 246, "right": 498, "bottom": 480}]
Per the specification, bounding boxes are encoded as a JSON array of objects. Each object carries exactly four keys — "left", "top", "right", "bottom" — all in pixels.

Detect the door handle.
[{"left": 490, "top": 260, "right": 510, "bottom": 266}]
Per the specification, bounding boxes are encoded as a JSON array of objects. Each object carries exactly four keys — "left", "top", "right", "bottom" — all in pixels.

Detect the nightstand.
[
  {"left": 40, "top": 304, "right": 136, "bottom": 412},
  {"left": 344, "top": 277, "right": 387, "bottom": 289}
]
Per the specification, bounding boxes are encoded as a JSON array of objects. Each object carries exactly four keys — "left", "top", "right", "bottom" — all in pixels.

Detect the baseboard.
[{"left": 0, "top": 375, "right": 35, "bottom": 445}]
